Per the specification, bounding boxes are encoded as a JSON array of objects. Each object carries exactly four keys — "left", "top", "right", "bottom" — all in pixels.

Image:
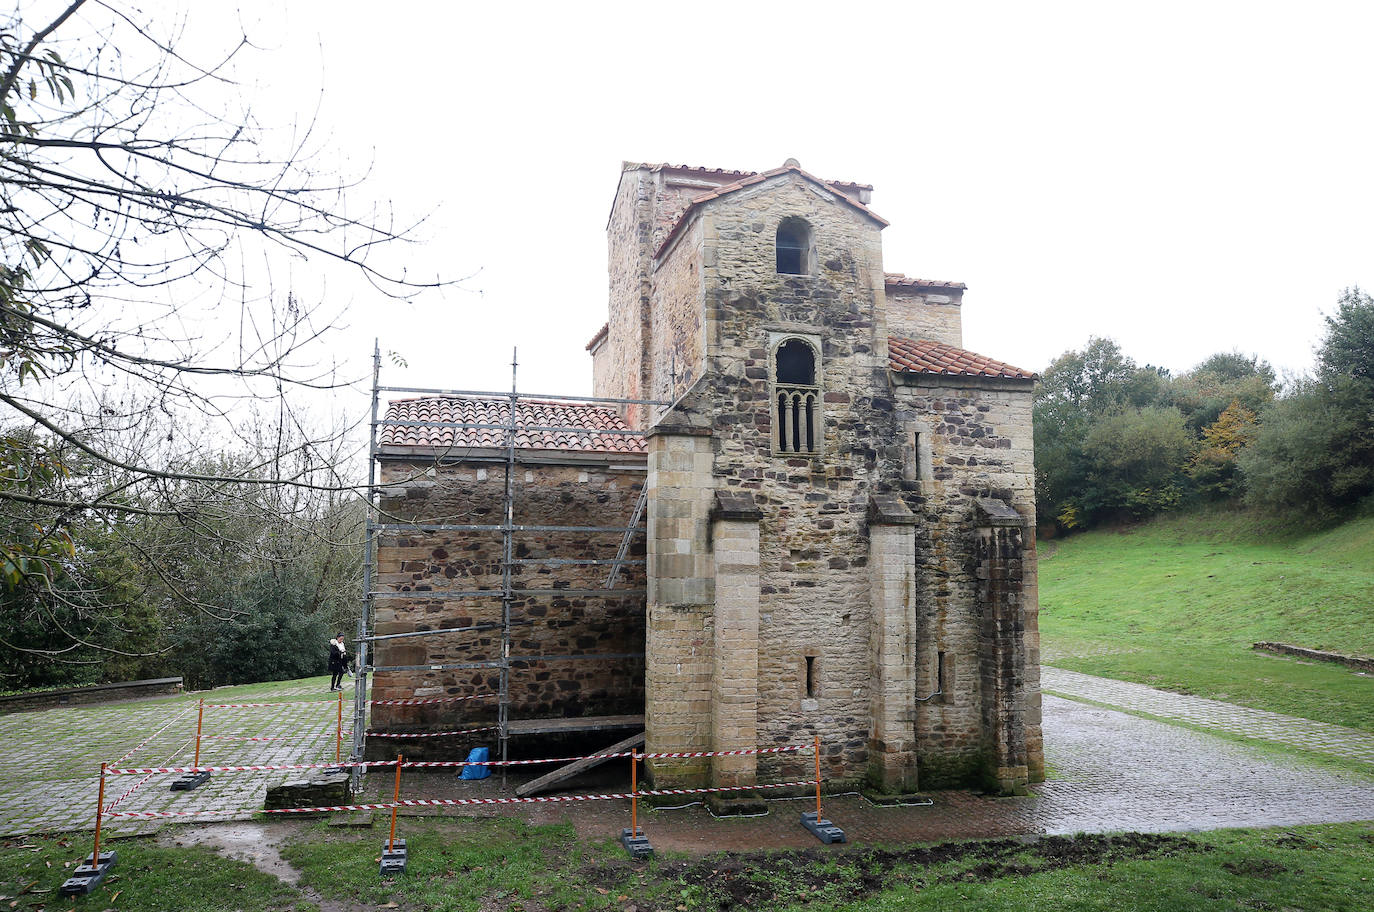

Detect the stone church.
[{"left": 370, "top": 160, "right": 1043, "bottom": 796}]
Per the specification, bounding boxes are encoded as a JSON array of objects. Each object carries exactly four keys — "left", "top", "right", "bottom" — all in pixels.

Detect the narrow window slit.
[{"left": 805, "top": 655, "right": 817, "bottom": 699}]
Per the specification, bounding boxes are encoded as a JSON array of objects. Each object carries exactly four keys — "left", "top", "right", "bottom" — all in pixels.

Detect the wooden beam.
[{"left": 515, "top": 730, "right": 645, "bottom": 797}]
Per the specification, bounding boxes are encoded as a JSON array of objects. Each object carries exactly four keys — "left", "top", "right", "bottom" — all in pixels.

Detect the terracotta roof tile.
[
  {"left": 586, "top": 323, "right": 609, "bottom": 351},
  {"left": 380, "top": 397, "right": 645, "bottom": 454},
  {"left": 888, "top": 337, "right": 1036, "bottom": 380},
  {"left": 885, "top": 272, "right": 968, "bottom": 291},
  {"left": 653, "top": 162, "right": 889, "bottom": 260},
  {"left": 640, "top": 163, "right": 873, "bottom": 193}
]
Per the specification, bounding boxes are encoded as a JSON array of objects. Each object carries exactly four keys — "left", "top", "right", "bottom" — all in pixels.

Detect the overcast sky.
[{"left": 181, "top": 1, "right": 1374, "bottom": 397}]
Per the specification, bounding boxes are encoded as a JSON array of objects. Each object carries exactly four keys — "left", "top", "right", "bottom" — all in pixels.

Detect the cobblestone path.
[
  {"left": 1042, "top": 666, "right": 1374, "bottom": 765},
  {"left": 0, "top": 678, "right": 356, "bottom": 837}
]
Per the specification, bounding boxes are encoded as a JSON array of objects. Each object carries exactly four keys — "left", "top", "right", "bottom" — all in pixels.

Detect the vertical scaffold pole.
[
  {"left": 91, "top": 762, "right": 107, "bottom": 863},
  {"left": 336, "top": 690, "right": 343, "bottom": 764},
  {"left": 814, "top": 736, "right": 822, "bottom": 819},
  {"left": 499, "top": 348, "right": 518, "bottom": 786},
  {"left": 630, "top": 749, "right": 638, "bottom": 836},
  {"left": 353, "top": 341, "right": 382, "bottom": 792},
  {"left": 388, "top": 754, "right": 403, "bottom": 851},
  {"left": 193, "top": 699, "right": 205, "bottom": 769}
]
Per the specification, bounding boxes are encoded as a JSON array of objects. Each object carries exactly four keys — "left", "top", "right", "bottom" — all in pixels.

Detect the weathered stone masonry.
[{"left": 373, "top": 160, "right": 1043, "bottom": 793}]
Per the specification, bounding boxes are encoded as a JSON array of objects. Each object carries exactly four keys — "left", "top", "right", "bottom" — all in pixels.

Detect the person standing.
[{"left": 328, "top": 635, "right": 346, "bottom": 692}]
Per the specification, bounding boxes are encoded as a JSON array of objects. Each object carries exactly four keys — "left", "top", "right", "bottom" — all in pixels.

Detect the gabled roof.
[
  {"left": 885, "top": 272, "right": 968, "bottom": 292},
  {"left": 586, "top": 322, "right": 609, "bottom": 352},
  {"left": 380, "top": 397, "right": 645, "bottom": 454},
  {"left": 636, "top": 162, "right": 873, "bottom": 196},
  {"left": 888, "top": 337, "right": 1036, "bottom": 380},
  {"left": 653, "top": 161, "right": 889, "bottom": 260}
]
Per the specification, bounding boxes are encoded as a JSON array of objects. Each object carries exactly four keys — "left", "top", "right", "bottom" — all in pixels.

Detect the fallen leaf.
[
  {"left": 595, "top": 887, "right": 610, "bottom": 895},
  {"left": 617, "top": 895, "right": 629, "bottom": 902}
]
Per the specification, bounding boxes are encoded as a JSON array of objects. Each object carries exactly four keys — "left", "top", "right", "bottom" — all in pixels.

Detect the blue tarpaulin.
[{"left": 460, "top": 746, "right": 491, "bottom": 780}]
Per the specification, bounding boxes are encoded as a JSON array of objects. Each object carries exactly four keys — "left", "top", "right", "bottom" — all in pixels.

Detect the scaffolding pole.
[{"left": 351, "top": 342, "right": 382, "bottom": 792}]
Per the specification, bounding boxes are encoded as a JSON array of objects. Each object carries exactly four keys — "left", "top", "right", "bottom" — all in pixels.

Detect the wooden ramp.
[{"left": 515, "top": 730, "right": 645, "bottom": 797}]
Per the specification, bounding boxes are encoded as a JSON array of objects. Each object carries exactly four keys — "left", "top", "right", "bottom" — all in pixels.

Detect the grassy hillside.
[{"left": 1039, "top": 510, "right": 1374, "bottom": 732}]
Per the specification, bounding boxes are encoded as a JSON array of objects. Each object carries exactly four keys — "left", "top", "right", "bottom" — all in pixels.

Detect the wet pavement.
[{"left": 3, "top": 673, "right": 1373, "bottom": 849}]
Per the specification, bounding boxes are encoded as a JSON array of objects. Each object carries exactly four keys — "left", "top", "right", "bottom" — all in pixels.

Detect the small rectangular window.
[{"left": 805, "top": 655, "right": 817, "bottom": 699}]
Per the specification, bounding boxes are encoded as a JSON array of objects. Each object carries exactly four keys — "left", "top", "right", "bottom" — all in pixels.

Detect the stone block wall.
[
  {"left": 371, "top": 456, "right": 647, "bottom": 739},
  {"left": 885, "top": 286, "right": 963, "bottom": 347},
  {"left": 891, "top": 377, "right": 1042, "bottom": 789},
  {"left": 644, "top": 428, "right": 716, "bottom": 783}
]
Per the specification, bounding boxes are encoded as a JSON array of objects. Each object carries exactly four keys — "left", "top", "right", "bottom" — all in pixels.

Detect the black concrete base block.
[
  {"left": 620, "top": 827, "right": 653, "bottom": 860},
  {"left": 170, "top": 770, "right": 211, "bottom": 791},
  {"left": 59, "top": 851, "right": 116, "bottom": 896},
  {"left": 860, "top": 788, "right": 934, "bottom": 807},
  {"left": 321, "top": 766, "right": 347, "bottom": 776},
  {"left": 800, "top": 811, "right": 846, "bottom": 844},
  {"left": 264, "top": 770, "right": 349, "bottom": 810},
  {"left": 707, "top": 793, "right": 768, "bottom": 817},
  {"left": 379, "top": 838, "right": 407, "bottom": 876}
]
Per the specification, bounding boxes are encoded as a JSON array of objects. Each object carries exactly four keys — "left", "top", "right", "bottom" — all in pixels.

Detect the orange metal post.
[
  {"left": 91, "top": 762, "right": 108, "bottom": 863},
  {"left": 814, "top": 736, "right": 822, "bottom": 818},
  {"left": 388, "top": 754, "right": 403, "bottom": 851},
  {"left": 193, "top": 699, "right": 205, "bottom": 769},
  {"left": 336, "top": 691, "right": 343, "bottom": 763},
  {"left": 630, "top": 750, "right": 639, "bottom": 835}
]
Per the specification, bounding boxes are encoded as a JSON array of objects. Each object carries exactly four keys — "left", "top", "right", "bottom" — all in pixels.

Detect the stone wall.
[
  {"left": 890, "top": 377, "right": 1042, "bottom": 788},
  {"left": 372, "top": 456, "right": 647, "bottom": 742},
  {"left": 885, "top": 287, "right": 963, "bottom": 347},
  {"left": 649, "top": 218, "right": 706, "bottom": 403}
]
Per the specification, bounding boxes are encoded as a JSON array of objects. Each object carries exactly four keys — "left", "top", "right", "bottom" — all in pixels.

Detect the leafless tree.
[{"left": 0, "top": 0, "right": 439, "bottom": 657}]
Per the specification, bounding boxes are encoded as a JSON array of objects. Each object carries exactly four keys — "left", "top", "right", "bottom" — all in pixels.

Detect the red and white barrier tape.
[
  {"left": 107, "top": 759, "right": 392, "bottom": 775},
  {"left": 108, "top": 742, "right": 810, "bottom": 776},
  {"left": 109, "top": 703, "right": 198, "bottom": 765},
  {"left": 104, "top": 736, "right": 195, "bottom": 814},
  {"left": 106, "top": 779, "right": 818, "bottom": 818},
  {"left": 402, "top": 744, "right": 806, "bottom": 769},
  {"left": 204, "top": 699, "right": 346, "bottom": 709},
  {"left": 369, "top": 693, "right": 496, "bottom": 706},
  {"left": 366, "top": 726, "right": 500, "bottom": 739},
  {"left": 199, "top": 731, "right": 355, "bottom": 743}
]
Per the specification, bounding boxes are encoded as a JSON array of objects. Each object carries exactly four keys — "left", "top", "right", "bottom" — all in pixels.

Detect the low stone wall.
[
  {"left": 1252, "top": 642, "right": 1374, "bottom": 673},
  {"left": 0, "top": 677, "right": 183, "bottom": 714}
]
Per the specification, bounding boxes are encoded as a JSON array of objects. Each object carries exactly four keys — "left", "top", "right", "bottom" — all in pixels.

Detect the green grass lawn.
[
  {"left": 1039, "top": 509, "right": 1374, "bottom": 731},
  {"left": 5, "top": 819, "right": 1373, "bottom": 911}
]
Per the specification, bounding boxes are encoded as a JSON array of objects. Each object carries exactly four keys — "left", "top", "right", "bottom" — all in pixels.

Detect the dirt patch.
[
  {"left": 157, "top": 820, "right": 305, "bottom": 884},
  {"left": 1223, "top": 859, "right": 1288, "bottom": 879},
  {"left": 580, "top": 832, "right": 1204, "bottom": 911}
]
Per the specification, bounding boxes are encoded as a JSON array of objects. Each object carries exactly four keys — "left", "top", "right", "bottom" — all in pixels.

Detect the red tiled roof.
[
  {"left": 586, "top": 323, "right": 609, "bottom": 351},
  {"left": 885, "top": 272, "right": 968, "bottom": 291},
  {"left": 639, "top": 162, "right": 873, "bottom": 193},
  {"left": 888, "top": 337, "right": 1036, "bottom": 380},
  {"left": 380, "top": 397, "right": 645, "bottom": 454},
  {"left": 653, "top": 162, "right": 889, "bottom": 259}
]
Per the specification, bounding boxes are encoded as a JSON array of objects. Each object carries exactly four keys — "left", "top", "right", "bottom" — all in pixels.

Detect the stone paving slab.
[
  {"left": 0, "top": 679, "right": 356, "bottom": 837},
  {"left": 1043, "top": 666, "right": 1374, "bottom": 765}
]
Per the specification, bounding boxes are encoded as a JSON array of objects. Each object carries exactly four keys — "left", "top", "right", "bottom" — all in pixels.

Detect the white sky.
[{"left": 95, "top": 1, "right": 1374, "bottom": 399}]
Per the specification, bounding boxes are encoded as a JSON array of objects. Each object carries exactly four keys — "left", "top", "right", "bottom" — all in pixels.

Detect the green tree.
[
  {"left": 1240, "top": 288, "right": 1374, "bottom": 519},
  {"left": 1078, "top": 406, "right": 1193, "bottom": 521}
]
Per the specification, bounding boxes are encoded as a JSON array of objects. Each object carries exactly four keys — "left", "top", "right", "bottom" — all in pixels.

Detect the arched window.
[
  {"left": 775, "top": 218, "right": 812, "bottom": 275},
  {"left": 774, "top": 339, "right": 819, "bottom": 454}
]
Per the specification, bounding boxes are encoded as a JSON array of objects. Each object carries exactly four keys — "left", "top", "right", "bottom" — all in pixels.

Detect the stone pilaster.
[
  {"left": 644, "top": 422, "right": 715, "bottom": 786},
  {"left": 709, "top": 491, "right": 762, "bottom": 788},
  {"left": 866, "top": 494, "right": 920, "bottom": 793},
  {"left": 974, "top": 497, "right": 1030, "bottom": 795}
]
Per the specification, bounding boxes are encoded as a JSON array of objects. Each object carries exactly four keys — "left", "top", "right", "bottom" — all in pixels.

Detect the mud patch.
[
  {"left": 1223, "top": 858, "right": 1288, "bottom": 879},
  {"left": 581, "top": 832, "right": 1205, "bottom": 911},
  {"left": 157, "top": 820, "right": 305, "bottom": 884}
]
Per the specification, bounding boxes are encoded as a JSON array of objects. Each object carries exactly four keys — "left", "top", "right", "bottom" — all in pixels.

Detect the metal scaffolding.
[{"left": 351, "top": 343, "right": 669, "bottom": 786}]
